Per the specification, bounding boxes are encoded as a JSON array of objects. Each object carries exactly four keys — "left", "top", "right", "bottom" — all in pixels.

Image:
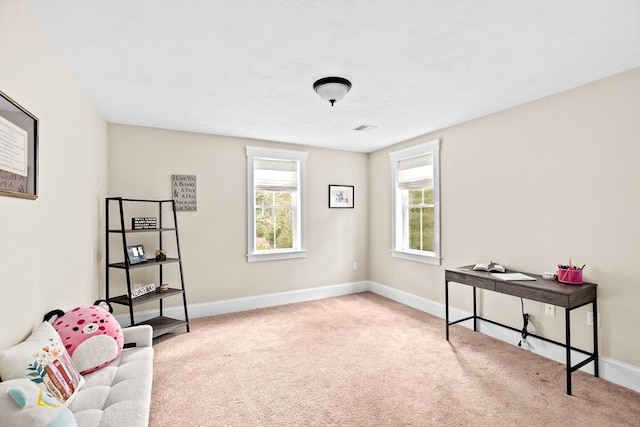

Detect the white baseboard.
[
  {"left": 116, "top": 280, "right": 639, "bottom": 393},
  {"left": 116, "top": 281, "right": 369, "bottom": 325}
]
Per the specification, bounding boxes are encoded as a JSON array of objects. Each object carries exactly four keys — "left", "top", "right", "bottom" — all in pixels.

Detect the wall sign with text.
[{"left": 172, "top": 174, "right": 197, "bottom": 211}]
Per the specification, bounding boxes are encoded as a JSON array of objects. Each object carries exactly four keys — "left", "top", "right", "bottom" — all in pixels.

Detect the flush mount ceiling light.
[{"left": 313, "top": 77, "right": 352, "bottom": 106}]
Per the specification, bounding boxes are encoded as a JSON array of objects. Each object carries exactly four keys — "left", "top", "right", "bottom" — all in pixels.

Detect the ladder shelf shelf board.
[
  {"left": 108, "top": 288, "right": 184, "bottom": 307},
  {"left": 108, "top": 258, "right": 181, "bottom": 269},
  {"left": 136, "top": 316, "right": 189, "bottom": 339},
  {"left": 108, "top": 227, "right": 177, "bottom": 234}
]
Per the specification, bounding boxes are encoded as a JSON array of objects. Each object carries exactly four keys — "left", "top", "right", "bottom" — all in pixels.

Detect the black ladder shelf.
[{"left": 106, "top": 197, "right": 190, "bottom": 338}]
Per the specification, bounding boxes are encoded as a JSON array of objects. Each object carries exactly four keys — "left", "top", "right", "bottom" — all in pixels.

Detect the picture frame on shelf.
[
  {"left": 328, "top": 185, "right": 354, "bottom": 209},
  {"left": 0, "top": 91, "right": 39, "bottom": 200},
  {"left": 126, "top": 244, "right": 148, "bottom": 265}
]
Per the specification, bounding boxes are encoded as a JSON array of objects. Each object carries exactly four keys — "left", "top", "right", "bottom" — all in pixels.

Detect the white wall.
[
  {"left": 0, "top": 1, "right": 108, "bottom": 350},
  {"left": 106, "top": 124, "right": 368, "bottom": 313},
  {"left": 369, "top": 68, "right": 640, "bottom": 367}
]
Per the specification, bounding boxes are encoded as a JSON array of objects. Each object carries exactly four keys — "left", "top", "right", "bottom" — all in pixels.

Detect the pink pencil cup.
[{"left": 557, "top": 268, "right": 583, "bottom": 284}]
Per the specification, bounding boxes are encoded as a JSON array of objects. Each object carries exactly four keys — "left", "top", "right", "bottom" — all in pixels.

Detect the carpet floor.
[{"left": 150, "top": 292, "right": 640, "bottom": 426}]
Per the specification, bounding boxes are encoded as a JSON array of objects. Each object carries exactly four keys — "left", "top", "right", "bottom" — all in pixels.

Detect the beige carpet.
[{"left": 150, "top": 292, "right": 640, "bottom": 426}]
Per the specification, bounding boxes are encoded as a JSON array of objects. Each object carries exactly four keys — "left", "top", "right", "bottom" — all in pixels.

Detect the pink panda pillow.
[{"left": 44, "top": 301, "right": 124, "bottom": 375}]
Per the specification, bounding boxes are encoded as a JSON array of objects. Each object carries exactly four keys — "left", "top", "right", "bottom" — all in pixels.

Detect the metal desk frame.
[{"left": 445, "top": 266, "right": 599, "bottom": 395}]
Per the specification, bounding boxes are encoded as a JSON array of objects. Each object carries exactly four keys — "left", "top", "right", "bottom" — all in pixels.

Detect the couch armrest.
[{"left": 122, "top": 325, "right": 153, "bottom": 348}]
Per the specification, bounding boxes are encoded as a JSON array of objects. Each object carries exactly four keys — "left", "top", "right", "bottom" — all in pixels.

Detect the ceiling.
[{"left": 24, "top": 0, "right": 640, "bottom": 153}]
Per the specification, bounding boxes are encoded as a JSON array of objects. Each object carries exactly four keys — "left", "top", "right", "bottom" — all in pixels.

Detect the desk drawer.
[
  {"left": 495, "top": 282, "right": 569, "bottom": 306},
  {"left": 446, "top": 271, "right": 495, "bottom": 291}
]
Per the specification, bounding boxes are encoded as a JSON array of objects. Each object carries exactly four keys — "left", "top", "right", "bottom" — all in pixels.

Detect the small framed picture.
[
  {"left": 126, "top": 244, "right": 147, "bottom": 265},
  {"left": 328, "top": 185, "right": 354, "bottom": 209}
]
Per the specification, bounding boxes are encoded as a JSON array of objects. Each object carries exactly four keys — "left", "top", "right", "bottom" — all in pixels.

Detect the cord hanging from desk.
[{"left": 518, "top": 298, "right": 530, "bottom": 347}]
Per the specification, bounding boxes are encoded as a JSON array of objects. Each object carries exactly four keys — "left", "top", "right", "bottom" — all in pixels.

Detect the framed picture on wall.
[
  {"left": 328, "top": 185, "right": 354, "bottom": 209},
  {"left": 0, "top": 91, "right": 39, "bottom": 200}
]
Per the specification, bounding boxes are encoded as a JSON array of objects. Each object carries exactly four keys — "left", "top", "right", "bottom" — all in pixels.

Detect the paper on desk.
[{"left": 490, "top": 272, "right": 536, "bottom": 281}]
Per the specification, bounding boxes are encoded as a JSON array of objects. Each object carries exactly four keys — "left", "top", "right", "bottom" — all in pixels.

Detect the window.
[
  {"left": 389, "top": 139, "right": 441, "bottom": 265},
  {"left": 246, "top": 146, "right": 308, "bottom": 262}
]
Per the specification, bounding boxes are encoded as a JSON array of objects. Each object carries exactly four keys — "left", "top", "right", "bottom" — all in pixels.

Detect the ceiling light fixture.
[{"left": 313, "top": 77, "right": 352, "bottom": 106}]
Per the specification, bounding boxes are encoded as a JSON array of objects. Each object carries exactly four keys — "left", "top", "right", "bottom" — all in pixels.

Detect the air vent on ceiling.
[{"left": 354, "top": 124, "right": 377, "bottom": 132}]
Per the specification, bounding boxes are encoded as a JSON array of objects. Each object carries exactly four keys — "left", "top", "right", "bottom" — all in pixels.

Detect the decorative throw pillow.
[
  {"left": 0, "top": 322, "right": 84, "bottom": 405},
  {"left": 0, "top": 378, "right": 77, "bottom": 427},
  {"left": 45, "top": 302, "right": 124, "bottom": 375}
]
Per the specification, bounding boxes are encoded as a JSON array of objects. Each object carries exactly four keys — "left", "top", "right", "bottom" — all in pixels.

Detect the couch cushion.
[
  {"left": 0, "top": 378, "right": 78, "bottom": 427},
  {"left": 68, "top": 345, "right": 153, "bottom": 427},
  {"left": 0, "top": 322, "right": 84, "bottom": 405}
]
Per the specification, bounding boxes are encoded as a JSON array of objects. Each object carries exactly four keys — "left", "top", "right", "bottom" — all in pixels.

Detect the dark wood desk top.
[{"left": 445, "top": 265, "right": 597, "bottom": 308}]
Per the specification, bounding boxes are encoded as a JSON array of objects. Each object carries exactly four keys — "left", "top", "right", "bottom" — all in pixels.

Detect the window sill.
[
  {"left": 391, "top": 250, "right": 441, "bottom": 265},
  {"left": 247, "top": 250, "right": 308, "bottom": 263}
]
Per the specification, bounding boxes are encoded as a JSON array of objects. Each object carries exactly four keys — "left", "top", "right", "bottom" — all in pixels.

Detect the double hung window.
[
  {"left": 389, "top": 139, "right": 441, "bottom": 265},
  {"left": 246, "top": 146, "right": 307, "bottom": 262}
]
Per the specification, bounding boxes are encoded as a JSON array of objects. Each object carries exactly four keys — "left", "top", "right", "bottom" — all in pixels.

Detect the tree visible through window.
[
  {"left": 246, "top": 146, "right": 308, "bottom": 262},
  {"left": 255, "top": 191, "right": 294, "bottom": 250},
  {"left": 408, "top": 187, "right": 434, "bottom": 252}
]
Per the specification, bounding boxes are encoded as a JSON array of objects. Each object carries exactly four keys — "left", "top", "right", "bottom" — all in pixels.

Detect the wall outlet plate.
[
  {"left": 588, "top": 311, "right": 601, "bottom": 327},
  {"left": 544, "top": 304, "right": 556, "bottom": 316}
]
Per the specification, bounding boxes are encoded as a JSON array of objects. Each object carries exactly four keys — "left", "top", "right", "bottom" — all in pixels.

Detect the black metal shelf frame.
[{"left": 106, "top": 197, "right": 190, "bottom": 338}]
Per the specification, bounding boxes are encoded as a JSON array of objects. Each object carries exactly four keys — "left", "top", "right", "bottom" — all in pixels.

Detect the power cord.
[{"left": 518, "top": 298, "right": 530, "bottom": 347}]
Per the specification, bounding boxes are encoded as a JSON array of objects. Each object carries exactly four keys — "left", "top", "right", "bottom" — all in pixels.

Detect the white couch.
[{"left": 68, "top": 325, "right": 154, "bottom": 427}]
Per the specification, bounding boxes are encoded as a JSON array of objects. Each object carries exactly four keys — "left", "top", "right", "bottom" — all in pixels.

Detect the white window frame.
[
  {"left": 389, "top": 139, "right": 441, "bottom": 265},
  {"left": 246, "top": 146, "right": 308, "bottom": 262}
]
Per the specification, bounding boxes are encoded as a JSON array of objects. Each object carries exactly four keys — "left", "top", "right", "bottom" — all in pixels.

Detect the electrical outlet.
[
  {"left": 544, "top": 304, "right": 556, "bottom": 316},
  {"left": 587, "top": 311, "right": 601, "bottom": 327},
  {"left": 352, "top": 262, "right": 357, "bottom": 271}
]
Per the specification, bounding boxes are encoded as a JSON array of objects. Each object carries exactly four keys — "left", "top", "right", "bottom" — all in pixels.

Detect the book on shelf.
[
  {"left": 472, "top": 262, "right": 506, "bottom": 273},
  {"left": 490, "top": 272, "right": 536, "bottom": 281}
]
